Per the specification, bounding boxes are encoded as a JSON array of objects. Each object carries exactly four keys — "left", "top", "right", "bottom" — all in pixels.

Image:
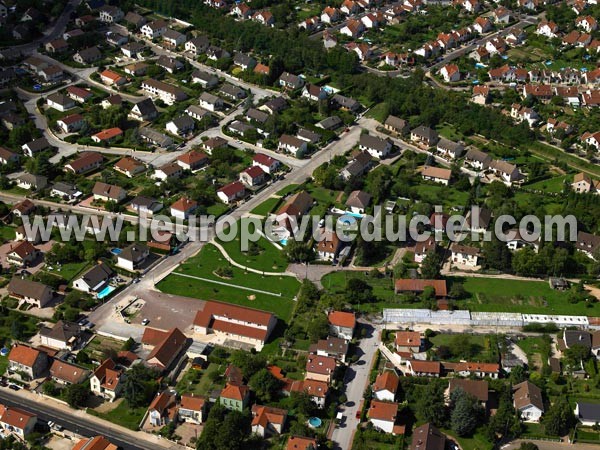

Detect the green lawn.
[
  {"left": 156, "top": 244, "right": 299, "bottom": 321},
  {"left": 217, "top": 229, "right": 288, "bottom": 272},
  {"left": 276, "top": 184, "right": 299, "bottom": 196},
  {"left": 0, "top": 226, "right": 15, "bottom": 242},
  {"left": 45, "top": 261, "right": 90, "bottom": 282},
  {"left": 524, "top": 175, "right": 569, "bottom": 193},
  {"left": 414, "top": 184, "right": 469, "bottom": 209},
  {"left": 457, "top": 276, "right": 600, "bottom": 316},
  {"left": 516, "top": 336, "right": 551, "bottom": 372},
  {"left": 528, "top": 142, "right": 600, "bottom": 177},
  {"left": 365, "top": 102, "right": 389, "bottom": 123},
  {"left": 442, "top": 428, "right": 493, "bottom": 450},
  {"left": 436, "top": 122, "right": 464, "bottom": 141},
  {"left": 89, "top": 400, "right": 146, "bottom": 431},
  {"left": 194, "top": 363, "right": 224, "bottom": 396},
  {"left": 250, "top": 197, "right": 282, "bottom": 216},
  {"left": 0, "top": 356, "right": 8, "bottom": 376},
  {"left": 206, "top": 203, "right": 230, "bottom": 217},
  {"left": 429, "top": 333, "right": 498, "bottom": 363}
]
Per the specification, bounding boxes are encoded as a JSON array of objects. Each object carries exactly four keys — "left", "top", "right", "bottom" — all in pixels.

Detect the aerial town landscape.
[{"left": 0, "top": 0, "right": 597, "bottom": 449}]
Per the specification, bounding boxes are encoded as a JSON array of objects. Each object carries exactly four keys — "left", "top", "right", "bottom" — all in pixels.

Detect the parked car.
[{"left": 141, "top": 318, "right": 150, "bottom": 326}]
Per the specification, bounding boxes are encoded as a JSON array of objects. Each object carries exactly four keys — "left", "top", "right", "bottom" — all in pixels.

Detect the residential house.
[
  {"left": 6, "top": 241, "right": 40, "bottom": 267},
  {"left": 464, "top": 148, "right": 491, "bottom": 170},
  {"left": 145, "top": 328, "right": 188, "bottom": 370},
  {"left": 199, "top": 92, "right": 223, "bottom": 112},
  {"left": 384, "top": 115, "right": 409, "bottom": 135},
  {"left": 8, "top": 344, "right": 48, "bottom": 379},
  {"left": 98, "top": 5, "right": 123, "bottom": 23},
  {"left": 279, "top": 134, "right": 308, "bottom": 157},
  {"left": 328, "top": 311, "right": 356, "bottom": 340},
  {"left": 217, "top": 181, "right": 246, "bottom": 204},
  {"left": 260, "top": 97, "right": 288, "bottom": 115},
  {"left": 373, "top": 371, "right": 400, "bottom": 402},
  {"left": 8, "top": 277, "right": 52, "bottom": 308},
  {"left": 72, "top": 263, "right": 114, "bottom": 294},
  {"left": 572, "top": 172, "right": 600, "bottom": 194},
  {"left": 100, "top": 69, "right": 125, "bottom": 86},
  {"left": 286, "top": 436, "right": 318, "bottom": 450},
  {"left": 0, "top": 407, "right": 37, "bottom": 439},
  {"left": 314, "top": 336, "right": 349, "bottom": 363},
  {"left": 178, "top": 394, "right": 206, "bottom": 424},
  {"left": 316, "top": 116, "right": 343, "bottom": 131},
  {"left": 91, "top": 127, "right": 123, "bottom": 143},
  {"left": 49, "top": 359, "right": 89, "bottom": 385},
  {"left": 278, "top": 72, "right": 305, "bottom": 90},
  {"left": 114, "top": 157, "right": 145, "bottom": 178},
  {"left": 73, "top": 46, "right": 102, "bottom": 65},
  {"left": 121, "top": 41, "right": 145, "bottom": 58},
  {"left": 124, "top": 11, "right": 146, "bottom": 28},
  {"left": 368, "top": 400, "right": 401, "bottom": 434},
  {"left": 92, "top": 181, "right": 126, "bottom": 203},
  {"left": 162, "top": 28, "right": 186, "bottom": 47},
  {"left": 129, "top": 196, "right": 163, "bottom": 216},
  {"left": 359, "top": 134, "right": 393, "bottom": 159},
  {"left": 421, "top": 166, "right": 452, "bottom": 185},
  {"left": 440, "top": 64, "right": 460, "bottom": 82},
  {"left": 305, "top": 355, "right": 336, "bottom": 383},
  {"left": 288, "top": 379, "right": 329, "bottom": 408},
  {"left": 251, "top": 405, "right": 287, "bottom": 437},
  {"left": 252, "top": 10, "right": 274, "bottom": 26},
  {"left": 465, "top": 206, "right": 492, "bottom": 233},
  {"left": 220, "top": 383, "right": 250, "bottom": 411},
  {"left": 447, "top": 379, "right": 489, "bottom": 408},
  {"left": 0, "top": 147, "right": 18, "bottom": 166},
  {"left": 346, "top": 190, "right": 371, "bottom": 214},
  {"left": 317, "top": 231, "right": 342, "bottom": 261},
  {"left": 141, "top": 79, "right": 187, "bottom": 105},
  {"left": 154, "top": 162, "right": 184, "bottom": 182},
  {"left": 220, "top": 84, "right": 247, "bottom": 100},
  {"left": 156, "top": 55, "right": 184, "bottom": 73},
  {"left": 166, "top": 115, "right": 195, "bottom": 136},
  {"left": 240, "top": 166, "right": 267, "bottom": 187},
  {"left": 411, "top": 423, "right": 446, "bottom": 450},
  {"left": 16, "top": 173, "right": 47, "bottom": 190},
  {"left": 102, "top": 94, "right": 123, "bottom": 109},
  {"left": 406, "top": 359, "right": 442, "bottom": 377},
  {"left": 301, "top": 84, "right": 328, "bottom": 102},
  {"left": 50, "top": 182, "right": 81, "bottom": 202},
  {"left": 22, "top": 138, "right": 50, "bottom": 157},
  {"left": 276, "top": 191, "right": 313, "bottom": 230},
  {"left": 45, "top": 38, "right": 68, "bottom": 54},
  {"left": 233, "top": 53, "right": 257, "bottom": 71},
  {"left": 488, "top": 159, "right": 521, "bottom": 184},
  {"left": 411, "top": 126, "right": 439, "bottom": 147},
  {"left": 536, "top": 20, "right": 559, "bottom": 38},
  {"left": 116, "top": 244, "right": 149, "bottom": 272},
  {"left": 129, "top": 98, "right": 158, "bottom": 122},
  {"left": 185, "top": 105, "right": 212, "bottom": 122},
  {"left": 177, "top": 151, "right": 208, "bottom": 171},
  {"left": 436, "top": 138, "right": 464, "bottom": 159},
  {"left": 57, "top": 113, "right": 85, "bottom": 133},
  {"left": 12, "top": 199, "right": 35, "bottom": 218},
  {"left": 141, "top": 19, "right": 168, "bottom": 39},
  {"left": 40, "top": 321, "right": 81, "bottom": 350},
  {"left": 450, "top": 243, "right": 481, "bottom": 267},
  {"left": 148, "top": 391, "right": 177, "bottom": 426},
  {"left": 191, "top": 70, "right": 218, "bottom": 88},
  {"left": 185, "top": 36, "right": 210, "bottom": 54},
  {"left": 170, "top": 197, "right": 197, "bottom": 220},
  {"left": 340, "top": 19, "right": 365, "bottom": 38},
  {"left": 253, "top": 153, "right": 280, "bottom": 174},
  {"left": 140, "top": 127, "right": 173, "bottom": 148},
  {"left": 64, "top": 152, "right": 103, "bottom": 175},
  {"left": 575, "top": 403, "right": 600, "bottom": 426},
  {"left": 513, "top": 381, "right": 544, "bottom": 422},
  {"left": 395, "top": 331, "right": 423, "bottom": 353}
]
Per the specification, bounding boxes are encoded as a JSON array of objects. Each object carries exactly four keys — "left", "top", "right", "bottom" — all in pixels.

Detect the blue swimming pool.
[
  {"left": 97, "top": 285, "right": 116, "bottom": 299},
  {"left": 308, "top": 417, "right": 322, "bottom": 428},
  {"left": 280, "top": 239, "right": 288, "bottom": 246},
  {"left": 111, "top": 248, "right": 122, "bottom": 255}
]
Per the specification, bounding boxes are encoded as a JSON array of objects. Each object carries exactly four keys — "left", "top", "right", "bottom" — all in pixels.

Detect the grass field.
[
  {"left": 276, "top": 184, "right": 299, "bottom": 196},
  {"left": 443, "top": 428, "right": 493, "bottom": 450},
  {"left": 528, "top": 142, "right": 600, "bottom": 177},
  {"left": 206, "top": 203, "right": 230, "bottom": 217},
  {"left": 157, "top": 244, "right": 298, "bottom": 321},
  {"left": 516, "top": 336, "right": 551, "bottom": 372},
  {"left": 429, "top": 333, "right": 498, "bottom": 363},
  {"left": 45, "top": 261, "right": 90, "bottom": 283},
  {"left": 524, "top": 175, "right": 569, "bottom": 193},
  {"left": 457, "top": 276, "right": 600, "bottom": 316},
  {"left": 0, "top": 226, "right": 15, "bottom": 242},
  {"left": 365, "top": 103, "right": 389, "bottom": 123},
  {"left": 217, "top": 229, "right": 288, "bottom": 272},
  {"left": 89, "top": 400, "right": 145, "bottom": 431},
  {"left": 414, "top": 184, "right": 469, "bottom": 208},
  {"left": 250, "top": 197, "right": 281, "bottom": 216}
]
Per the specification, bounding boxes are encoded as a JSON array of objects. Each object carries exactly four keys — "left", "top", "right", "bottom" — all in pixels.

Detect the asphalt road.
[{"left": 0, "top": 389, "right": 181, "bottom": 450}]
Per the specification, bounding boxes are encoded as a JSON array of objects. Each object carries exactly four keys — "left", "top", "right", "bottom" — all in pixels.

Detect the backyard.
[
  {"left": 250, "top": 197, "right": 282, "bottom": 216},
  {"left": 156, "top": 244, "right": 299, "bottom": 321},
  {"left": 89, "top": 399, "right": 146, "bottom": 431},
  {"left": 516, "top": 336, "right": 552, "bottom": 372}
]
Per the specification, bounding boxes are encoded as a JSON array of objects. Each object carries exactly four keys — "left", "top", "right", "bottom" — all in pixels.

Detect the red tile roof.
[
  {"left": 368, "top": 400, "right": 398, "bottom": 421},
  {"left": 220, "top": 383, "right": 249, "bottom": 401},
  {"left": 8, "top": 344, "right": 42, "bottom": 367},
  {"left": 328, "top": 311, "right": 356, "bottom": 328}
]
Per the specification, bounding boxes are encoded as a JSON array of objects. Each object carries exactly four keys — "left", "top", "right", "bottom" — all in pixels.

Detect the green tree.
[
  {"left": 307, "top": 314, "right": 330, "bottom": 343},
  {"left": 416, "top": 381, "right": 447, "bottom": 427},
  {"left": 249, "top": 368, "right": 281, "bottom": 403},
  {"left": 63, "top": 382, "right": 90, "bottom": 408},
  {"left": 122, "top": 364, "right": 159, "bottom": 407},
  {"left": 420, "top": 252, "right": 442, "bottom": 279},
  {"left": 450, "top": 389, "right": 483, "bottom": 436},
  {"left": 543, "top": 398, "right": 576, "bottom": 436}
]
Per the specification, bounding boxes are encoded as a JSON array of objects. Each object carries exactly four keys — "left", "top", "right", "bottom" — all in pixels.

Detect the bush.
[{"left": 214, "top": 265, "right": 233, "bottom": 278}]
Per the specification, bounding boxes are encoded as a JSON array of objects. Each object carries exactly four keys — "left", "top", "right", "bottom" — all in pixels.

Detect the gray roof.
[
  {"left": 200, "top": 92, "right": 221, "bottom": 104},
  {"left": 359, "top": 134, "right": 391, "bottom": 152},
  {"left": 139, "top": 127, "right": 173, "bottom": 147},
  {"left": 131, "top": 196, "right": 162, "bottom": 210},
  {"left": 346, "top": 190, "right": 372, "bottom": 209},
  {"left": 8, "top": 277, "right": 52, "bottom": 300},
  {"left": 332, "top": 93, "right": 360, "bottom": 110},
  {"left": 133, "top": 98, "right": 158, "bottom": 116},
  {"left": 411, "top": 125, "right": 438, "bottom": 141},
  {"left": 188, "top": 36, "right": 209, "bottom": 48},
  {"left": 564, "top": 330, "right": 591, "bottom": 349},
  {"left": 317, "top": 115, "right": 343, "bottom": 130},
  {"left": 297, "top": 128, "right": 321, "bottom": 144},
  {"left": 233, "top": 53, "right": 256, "bottom": 67},
  {"left": 229, "top": 120, "right": 254, "bottom": 134},
  {"left": 40, "top": 320, "right": 80, "bottom": 342},
  {"left": 119, "top": 243, "right": 148, "bottom": 263},
  {"left": 52, "top": 182, "right": 78, "bottom": 195},
  {"left": 156, "top": 55, "right": 183, "bottom": 70},
  {"left": 76, "top": 46, "right": 101, "bottom": 62},
  {"left": 220, "top": 83, "right": 246, "bottom": 98},
  {"left": 170, "top": 115, "right": 195, "bottom": 130},
  {"left": 191, "top": 70, "right": 217, "bottom": 84},
  {"left": 384, "top": 115, "right": 408, "bottom": 130},
  {"left": 163, "top": 28, "right": 184, "bottom": 40},
  {"left": 437, "top": 138, "right": 464, "bottom": 154},
  {"left": 80, "top": 263, "right": 114, "bottom": 288},
  {"left": 24, "top": 137, "right": 50, "bottom": 152},
  {"left": 47, "top": 93, "right": 73, "bottom": 106},
  {"left": 576, "top": 402, "right": 600, "bottom": 422},
  {"left": 246, "top": 108, "right": 269, "bottom": 124},
  {"left": 465, "top": 148, "right": 491, "bottom": 164},
  {"left": 262, "top": 96, "right": 287, "bottom": 112},
  {"left": 17, "top": 173, "right": 47, "bottom": 188}
]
